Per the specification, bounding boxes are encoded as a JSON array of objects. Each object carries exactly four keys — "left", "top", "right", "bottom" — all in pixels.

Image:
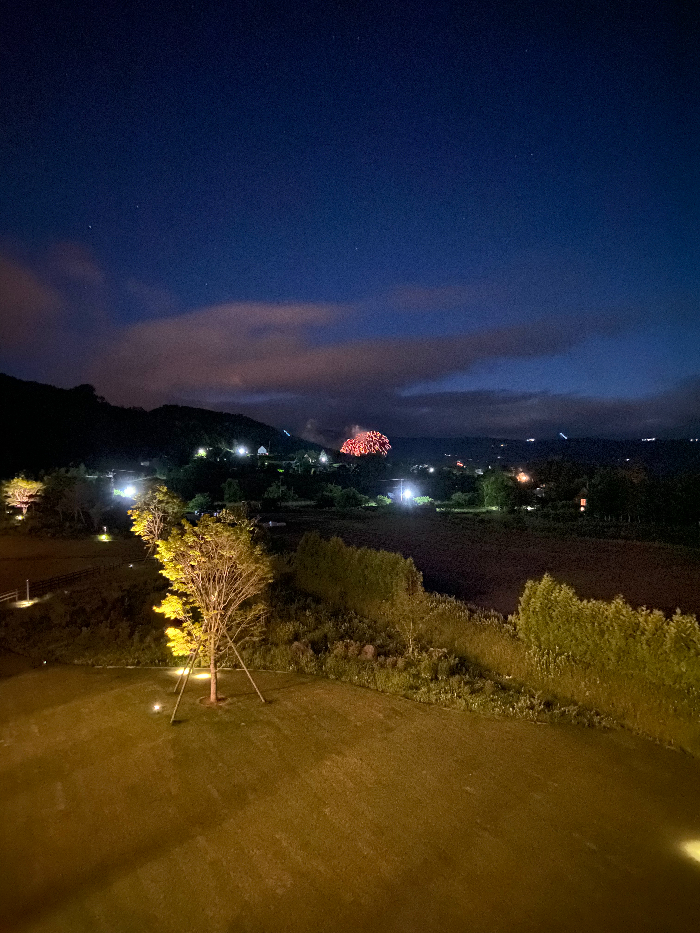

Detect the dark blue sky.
[{"left": 1, "top": 0, "right": 698, "bottom": 441}]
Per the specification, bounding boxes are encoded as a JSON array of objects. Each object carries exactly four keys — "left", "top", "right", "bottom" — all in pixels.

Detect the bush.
[
  {"left": 336, "top": 487, "right": 367, "bottom": 509},
  {"left": 291, "top": 531, "right": 423, "bottom": 622},
  {"left": 516, "top": 574, "right": 700, "bottom": 691},
  {"left": 447, "top": 492, "right": 476, "bottom": 509},
  {"left": 316, "top": 483, "right": 342, "bottom": 508}
]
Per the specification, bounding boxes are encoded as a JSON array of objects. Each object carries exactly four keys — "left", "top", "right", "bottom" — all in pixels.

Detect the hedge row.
[
  {"left": 291, "top": 531, "right": 423, "bottom": 622},
  {"left": 516, "top": 574, "right": 700, "bottom": 691}
]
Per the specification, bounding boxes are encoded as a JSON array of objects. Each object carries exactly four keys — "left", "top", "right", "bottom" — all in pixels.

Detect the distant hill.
[
  {"left": 389, "top": 436, "right": 700, "bottom": 476},
  {"left": 0, "top": 373, "right": 317, "bottom": 476}
]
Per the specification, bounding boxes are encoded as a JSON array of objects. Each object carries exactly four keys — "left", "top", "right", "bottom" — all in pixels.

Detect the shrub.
[
  {"left": 516, "top": 574, "right": 700, "bottom": 691},
  {"left": 336, "top": 487, "right": 367, "bottom": 508},
  {"left": 447, "top": 491, "right": 476, "bottom": 509},
  {"left": 291, "top": 531, "right": 423, "bottom": 622}
]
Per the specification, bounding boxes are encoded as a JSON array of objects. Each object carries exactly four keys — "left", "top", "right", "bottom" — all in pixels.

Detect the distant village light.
[{"left": 237, "top": 446, "right": 247, "bottom": 456}]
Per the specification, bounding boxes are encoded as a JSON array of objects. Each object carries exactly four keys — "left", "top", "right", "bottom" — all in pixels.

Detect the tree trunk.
[{"left": 210, "top": 633, "right": 218, "bottom": 703}]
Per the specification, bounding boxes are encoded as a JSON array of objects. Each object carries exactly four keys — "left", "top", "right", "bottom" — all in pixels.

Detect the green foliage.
[
  {"left": 336, "top": 486, "right": 367, "bottom": 508},
  {"left": 480, "top": 471, "right": 518, "bottom": 510},
  {"left": 516, "top": 574, "right": 700, "bottom": 691},
  {"left": 447, "top": 491, "right": 477, "bottom": 509},
  {"left": 154, "top": 512, "right": 273, "bottom": 698},
  {"left": 263, "top": 480, "right": 298, "bottom": 504},
  {"left": 188, "top": 492, "right": 212, "bottom": 512},
  {"left": 291, "top": 532, "right": 423, "bottom": 623},
  {"left": 413, "top": 496, "right": 434, "bottom": 505},
  {"left": 376, "top": 495, "right": 392, "bottom": 506},
  {"left": 221, "top": 477, "right": 243, "bottom": 504},
  {"left": 129, "top": 485, "right": 185, "bottom": 552},
  {"left": 316, "top": 483, "right": 343, "bottom": 508}
]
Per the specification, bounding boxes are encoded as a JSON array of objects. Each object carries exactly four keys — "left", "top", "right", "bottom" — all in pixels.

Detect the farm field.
[
  {"left": 1, "top": 666, "right": 699, "bottom": 932},
  {"left": 272, "top": 509, "right": 700, "bottom": 617},
  {"left": 0, "top": 535, "right": 146, "bottom": 593}
]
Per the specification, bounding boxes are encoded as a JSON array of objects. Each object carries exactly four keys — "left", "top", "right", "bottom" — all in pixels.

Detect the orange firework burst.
[{"left": 340, "top": 431, "right": 391, "bottom": 456}]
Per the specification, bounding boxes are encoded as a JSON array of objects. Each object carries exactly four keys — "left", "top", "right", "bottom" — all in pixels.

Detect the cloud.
[
  {"left": 47, "top": 242, "right": 106, "bottom": 288},
  {"left": 93, "top": 297, "right": 627, "bottom": 408},
  {"left": 215, "top": 378, "right": 700, "bottom": 441},
  {"left": 0, "top": 254, "right": 64, "bottom": 349}
]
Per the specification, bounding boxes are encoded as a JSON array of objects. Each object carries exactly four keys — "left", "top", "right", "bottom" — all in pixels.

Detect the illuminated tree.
[
  {"left": 154, "top": 512, "right": 273, "bottom": 704},
  {"left": 3, "top": 476, "right": 44, "bottom": 516},
  {"left": 129, "top": 485, "right": 185, "bottom": 553}
]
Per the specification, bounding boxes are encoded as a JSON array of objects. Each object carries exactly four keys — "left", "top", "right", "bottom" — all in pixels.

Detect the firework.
[{"left": 340, "top": 431, "right": 391, "bottom": 457}]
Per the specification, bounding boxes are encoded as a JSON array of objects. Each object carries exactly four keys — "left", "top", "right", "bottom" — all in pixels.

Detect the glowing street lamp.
[
  {"left": 402, "top": 487, "right": 414, "bottom": 500},
  {"left": 237, "top": 446, "right": 248, "bottom": 456}
]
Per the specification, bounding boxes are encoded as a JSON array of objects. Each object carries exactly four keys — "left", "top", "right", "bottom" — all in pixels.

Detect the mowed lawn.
[
  {"left": 0, "top": 536, "right": 146, "bottom": 593},
  {"left": 1, "top": 667, "right": 699, "bottom": 932}
]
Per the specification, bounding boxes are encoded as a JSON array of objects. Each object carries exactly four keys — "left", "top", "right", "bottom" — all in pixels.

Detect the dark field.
[
  {"left": 272, "top": 510, "right": 700, "bottom": 617},
  {"left": 0, "top": 536, "right": 146, "bottom": 594}
]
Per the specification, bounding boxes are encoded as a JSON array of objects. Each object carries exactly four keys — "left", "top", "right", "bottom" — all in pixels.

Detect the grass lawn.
[{"left": 1, "top": 666, "right": 699, "bottom": 932}]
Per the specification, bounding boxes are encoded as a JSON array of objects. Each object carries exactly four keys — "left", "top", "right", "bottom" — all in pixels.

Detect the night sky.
[{"left": 1, "top": 0, "right": 698, "bottom": 443}]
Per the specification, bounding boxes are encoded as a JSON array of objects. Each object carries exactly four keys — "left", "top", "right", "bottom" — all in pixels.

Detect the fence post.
[{"left": 26, "top": 579, "right": 30, "bottom": 602}]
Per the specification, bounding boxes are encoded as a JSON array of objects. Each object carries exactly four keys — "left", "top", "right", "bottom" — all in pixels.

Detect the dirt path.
[
  {"left": 272, "top": 510, "right": 700, "bottom": 616},
  {"left": 1, "top": 667, "right": 698, "bottom": 932}
]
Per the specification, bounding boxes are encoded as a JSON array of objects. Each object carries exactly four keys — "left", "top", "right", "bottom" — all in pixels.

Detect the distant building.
[{"left": 257, "top": 446, "right": 268, "bottom": 456}]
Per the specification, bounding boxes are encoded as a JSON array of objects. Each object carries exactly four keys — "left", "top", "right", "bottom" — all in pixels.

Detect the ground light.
[{"left": 681, "top": 840, "right": 700, "bottom": 864}]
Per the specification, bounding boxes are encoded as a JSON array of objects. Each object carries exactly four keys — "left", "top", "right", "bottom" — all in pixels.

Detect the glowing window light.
[{"left": 516, "top": 472, "right": 530, "bottom": 483}]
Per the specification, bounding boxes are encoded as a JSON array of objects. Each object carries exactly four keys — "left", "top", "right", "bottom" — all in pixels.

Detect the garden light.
[{"left": 682, "top": 840, "right": 700, "bottom": 864}]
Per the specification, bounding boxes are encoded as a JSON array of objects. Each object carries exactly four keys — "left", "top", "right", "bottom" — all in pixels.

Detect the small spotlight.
[
  {"left": 153, "top": 703, "right": 161, "bottom": 712},
  {"left": 682, "top": 840, "right": 700, "bottom": 864}
]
